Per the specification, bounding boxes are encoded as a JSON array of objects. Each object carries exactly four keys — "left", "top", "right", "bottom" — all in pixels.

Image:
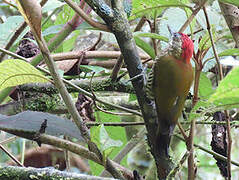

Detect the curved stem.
[{"left": 64, "top": 0, "right": 110, "bottom": 32}]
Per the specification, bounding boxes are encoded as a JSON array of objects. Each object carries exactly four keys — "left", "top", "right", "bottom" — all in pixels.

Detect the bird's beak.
[
  {"left": 167, "top": 25, "right": 174, "bottom": 36},
  {"left": 168, "top": 25, "right": 181, "bottom": 41}
]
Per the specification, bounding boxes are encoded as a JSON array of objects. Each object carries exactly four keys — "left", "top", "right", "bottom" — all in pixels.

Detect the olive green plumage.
[{"left": 146, "top": 32, "right": 194, "bottom": 157}]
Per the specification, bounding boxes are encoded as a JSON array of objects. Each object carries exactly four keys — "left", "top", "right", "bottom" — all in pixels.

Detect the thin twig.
[
  {"left": 203, "top": 6, "right": 232, "bottom": 179},
  {"left": 187, "top": 119, "right": 196, "bottom": 180},
  {"left": 86, "top": 121, "right": 144, "bottom": 127},
  {"left": 0, "top": 144, "right": 24, "bottom": 167},
  {"left": 110, "top": 55, "right": 124, "bottom": 81},
  {"left": 179, "top": 0, "right": 207, "bottom": 33},
  {"left": 87, "top": 32, "right": 102, "bottom": 51},
  {"left": 177, "top": 122, "right": 188, "bottom": 141},
  {"left": 0, "top": 136, "right": 18, "bottom": 145},
  {"left": 85, "top": 120, "right": 239, "bottom": 127},
  {"left": 187, "top": 28, "right": 204, "bottom": 37},
  {"left": 2, "top": 0, "right": 17, "bottom": 9},
  {"left": 167, "top": 151, "right": 190, "bottom": 179},
  {"left": 134, "top": 16, "right": 147, "bottom": 32},
  {"left": 146, "top": 17, "right": 158, "bottom": 56},
  {"left": 64, "top": 136, "right": 70, "bottom": 171},
  {"left": 203, "top": 7, "right": 223, "bottom": 80},
  {"left": 187, "top": 57, "right": 202, "bottom": 179}
]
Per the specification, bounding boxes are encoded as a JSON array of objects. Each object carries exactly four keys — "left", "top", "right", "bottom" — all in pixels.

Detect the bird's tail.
[
  {"left": 155, "top": 124, "right": 176, "bottom": 179},
  {"left": 156, "top": 124, "right": 175, "bottom": 158}
]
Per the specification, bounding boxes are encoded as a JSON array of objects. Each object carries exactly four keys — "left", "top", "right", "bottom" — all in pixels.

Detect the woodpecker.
[{"left": 146, "top": 27, "right": 194, "bottom": 157}]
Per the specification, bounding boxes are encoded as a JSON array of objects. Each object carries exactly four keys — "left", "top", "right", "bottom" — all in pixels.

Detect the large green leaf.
[
  {"left": 134, "top": 36, "right": 156, "bottom": 59},
  {"left": 209, "top": 67, "right": 239, "bottom": 108},
  {"left": 133, "top": 32, "right": 168, "bottom": 42},
  {"left": 218, "top": 48, "right": 239, "bottom": 57},
  {"left": 89, "top": 112, "right": 127, "bottom": 176},
  {"left": 0, "top": 16, "right": 25, "bottom": 47},
  {"left": 0, "top": 111, "right": 83, "bottom": 140},
  {"left": 206, "top": 49, "right": 239, "bottom": 62},
  {"left": 92, "top": 124, "right": 122, "bottom": 156},
  {"left": 0, "top": 59, "right": 49, "bottom": 91},
  {"left": 100, "top": 125, "right": 123, "bottom": 151},
  {"left": 190, "top": 68, "right": 239, "bottom": 120},
  {"left": 42, "top": 24, "right": 63, "bottom": 36},
  {"left": 131, "top": 0, "right": 191, "bottom": 20},
  {"left": 199, "top": 72, "right": 214, "bottom": 98}
]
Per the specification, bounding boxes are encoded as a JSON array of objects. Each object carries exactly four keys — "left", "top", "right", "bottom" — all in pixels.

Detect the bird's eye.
[
  {"left": 173, "top": 33, "right": 180, "bottom": 38},
  {"left": 172, "top": 33, "right": 181, "bottom": 42}
]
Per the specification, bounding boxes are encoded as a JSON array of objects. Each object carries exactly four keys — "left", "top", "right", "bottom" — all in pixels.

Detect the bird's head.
[{"left": 168, "top": 26, "right": 194, "bottom": 64}]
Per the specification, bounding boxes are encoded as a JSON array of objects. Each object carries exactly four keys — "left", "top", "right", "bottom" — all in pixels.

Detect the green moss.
[{"left": 25, "top": 94, "right": 61, "bottom": 112}]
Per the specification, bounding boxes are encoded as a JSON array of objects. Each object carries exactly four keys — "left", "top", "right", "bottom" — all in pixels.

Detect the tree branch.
[
  {"left": 83, "top": 0, "right": 170, "bottom": 179},
  {"left": 50, "top": 51, "right": 150, "bottom": 61},
  {"left": 0, "top": 166, "right": 116, "bottom": 180}
]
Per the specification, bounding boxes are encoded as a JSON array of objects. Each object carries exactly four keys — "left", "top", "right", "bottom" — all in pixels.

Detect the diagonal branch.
[{"left": 83, "top": 0, "right": 171, "bottom": 179}]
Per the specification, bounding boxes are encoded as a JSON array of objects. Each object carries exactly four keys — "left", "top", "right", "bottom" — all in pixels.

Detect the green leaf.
[
  {"left": 89, "top": 112, "right": 127, "bottom": 176},
  {"left": 42, "top": 24, "right": 63, "bottom": 36},
  {"left": 219, "top": 0, "right": 239, "bottom": 6},
  {"left": 0, "top": 59, "right": 49, "bottom": 91},
  {"left": 206, "top": 49, "right": 239, "bottom": 62},
  {"left": 131, "top": 0, "right": 191, "bottom": 20},
  {"left": 218, "top": 48, "right": 239, "bottom": 57},
  {"left": 134, "top": 36, "right": 156, "bottom": 59},
  {"left": 62, "top": 31, "right": 79, "bottom": 52},
  {"left": 209, "top": 67, "right": 239, "bottom": 109},
  {"left": 92, "top": 125, "right": 122, "bottom": 154},
  {"left": 0, "top": 16, "right": 25, "bottom": 46},
  {"left": 91, "top": 125, "right": 101, "bottom": 146},
  {"left": 42, "top": 0, "right": 65, "bottom": 13},
  {"left": 199, "top": 72, "right": 214, "bottom": 98},
  {"left": 129, "top": 94, "right": 137, "bottom": 102},
  {"left": 55, "top": 4, "right": 75, "bottom": 25},
  {"left": 80, "top": 65, "right": 108, "bottom": 74},
  {"left": 76, "top": 21, "right": 98, "bottom": 31},
  {"left": 100, "top": 125, "right": 123, "bottom": 152},
  {"left": 133, "top": 32, "right": 168, "bottom": 42}
]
